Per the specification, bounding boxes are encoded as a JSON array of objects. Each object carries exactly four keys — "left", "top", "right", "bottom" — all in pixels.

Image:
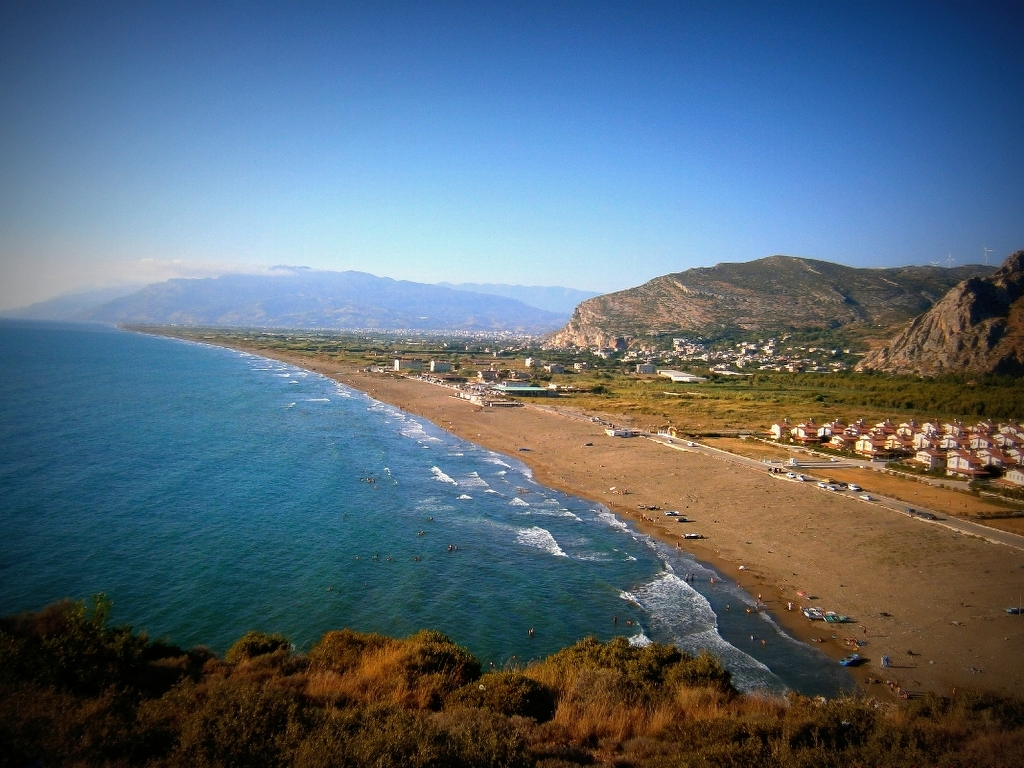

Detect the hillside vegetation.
[
  {"left": 550, "top": 256, "right": 993, "bottom": 349},
  {"left": 860, "top": 250, "right": 1024, "bottom": 376},
  {"left": 2, "top": 596, "right": 1023, "bottom": 767}
]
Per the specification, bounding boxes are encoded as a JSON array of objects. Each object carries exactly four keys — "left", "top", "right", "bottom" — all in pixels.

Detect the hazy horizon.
[{"left": 1, "top": 2, "right": 1022, "bottom": 311}]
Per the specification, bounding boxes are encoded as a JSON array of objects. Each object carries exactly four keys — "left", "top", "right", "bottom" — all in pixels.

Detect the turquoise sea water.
[{"left": 0, "top": 321, "right": 853, "bottom": 696}]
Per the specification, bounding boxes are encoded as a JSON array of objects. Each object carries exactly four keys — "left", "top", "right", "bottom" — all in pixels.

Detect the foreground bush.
[{"left": 2, "top": 597, "right": 1024, "bottom": 767}]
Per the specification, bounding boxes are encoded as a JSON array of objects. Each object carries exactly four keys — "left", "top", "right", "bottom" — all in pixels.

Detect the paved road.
[{"left": 644, "top": 434, "right": 1024, "bottom": 552}]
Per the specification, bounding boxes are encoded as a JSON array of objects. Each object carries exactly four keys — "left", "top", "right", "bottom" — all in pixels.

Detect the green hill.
[{"left": 549, "top": 256, "right": 993, "bottom": 348}]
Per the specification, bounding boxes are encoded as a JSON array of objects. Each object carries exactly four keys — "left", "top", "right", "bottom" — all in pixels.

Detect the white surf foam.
[
  {"left": 459, "top": 471, "right": 489, "bottom": 488},
  {"left": 629, "top": 632, "right": 652, "bottom": 647},
  {"left": 509, "top": 497, "right": 530, "bottom": 507},
  {"left": 431, "top": 467, "right": 457, "bottom": 485},
  {"left": 457, "top": 494, "right": 472, "bottom": 500},
  {"left": 305, "top": 398, "right": 330, "bottom": 402},
  {"left": 599, "top": 512, "right": 628, "bottom": 531},
  {"left": 516, "top": 526, "right": 568, "bottom": 557},
  {"left": 621, "top": 572, "right": 780, "bottom": 692}
]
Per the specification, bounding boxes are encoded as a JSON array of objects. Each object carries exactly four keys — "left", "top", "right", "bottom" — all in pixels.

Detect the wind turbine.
[
  {"left": 945, "top": 252, "right": 955, "bottom": 269},
  {"left": 982, "top": 246, "right": 993, "bottom": 266},
  {"left": 929, "top": 260, "right": 941, "bottom": 266}
]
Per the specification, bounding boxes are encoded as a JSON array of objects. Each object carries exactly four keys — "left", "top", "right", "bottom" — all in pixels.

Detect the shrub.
[
  {"left": 225, "top": 631, "right": 291, "bottom": 664},
  {"left": 175, "top": 677, "right": 299, "bottom": 767},
  {"left": 447, "top": 672, "right": 556, "bottom": 722},
  {"left": 308, "top": 629, "right": 392, "bottom": 674}
]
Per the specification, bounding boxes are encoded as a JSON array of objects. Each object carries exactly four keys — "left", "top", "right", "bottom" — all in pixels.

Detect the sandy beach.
[{"left": 192, "top": 342, "right": 1024, "bottom": 698}]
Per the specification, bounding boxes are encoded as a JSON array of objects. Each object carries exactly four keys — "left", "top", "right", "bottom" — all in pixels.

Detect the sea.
[{"left": 0, "top": 321, "right": 854, "bottom": 696}]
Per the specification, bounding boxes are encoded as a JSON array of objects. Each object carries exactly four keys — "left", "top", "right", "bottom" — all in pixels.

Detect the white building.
[
  {"left": 657, "top": 370, "right": 707, "bottom": 383},
  {"left": 429, "top": 360, "right": 452, "bottom": 373},
  {"left": 394, "top": 359, "right": 424, "bottom": 371}
]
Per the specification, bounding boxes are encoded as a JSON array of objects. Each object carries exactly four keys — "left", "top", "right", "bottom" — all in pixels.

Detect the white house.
[
  {"left": 429, "top": 360, "right": 452, "bottom": 373},
  {"left": 913, "top": 449, "right": 945, "bottom": 471},
  {"left": 946, "top": 450, "right": 985, "bottom": 478},
  {"left": 635, "top": 362, "right": 657, "bottom": 374},
  {"left": 1004, "top": 468, "right": 1024, "bottom": 486}
]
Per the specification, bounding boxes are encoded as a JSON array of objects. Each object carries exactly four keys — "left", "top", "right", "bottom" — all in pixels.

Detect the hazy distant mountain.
[
  {"left": 548, "top": 255, "right": 995, "bottom": 348},
  {"left": 437, "top": 283, "right": 599, "bottom": 314},
  {"left": 0, "top": 285, "right": 144, "bottom": 321},
  {"left": 77, "top": 269, "right": 567, "bottom": 333},
  {"left": 858, "top": 250, "right": 1024, "bottom": 376}
]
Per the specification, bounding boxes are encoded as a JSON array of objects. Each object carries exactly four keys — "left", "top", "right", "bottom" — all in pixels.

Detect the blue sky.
[{"left": 1, "top": 1, "right": 1022, "bottom": 309}]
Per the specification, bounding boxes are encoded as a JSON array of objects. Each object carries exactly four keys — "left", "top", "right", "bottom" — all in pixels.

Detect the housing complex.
[{"left": 770, "top": 417, "right": 1024, "bottom": 484}]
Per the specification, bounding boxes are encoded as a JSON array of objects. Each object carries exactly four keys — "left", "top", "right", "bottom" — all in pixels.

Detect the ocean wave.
[
  {"left": 305, "top": 398, "right": 330, "bottom": 402},
  {"left": 484, "top": 489, "right": 499, "bottom": 494},
  {"left": 459, "top": 472, "right": 489, "bottom": 488},
  {"left": 431, "top": 467, "right": 457, "bottom": 485},
  {"left": 629, "top": 632, "right": 652, "bottom": 647},
  {"left": 457, "top": 494, "right": 472, "bottom": 500},
  {"left": 621, "top": 572, "right": 781, "bottom": 693},
  {"left": 509, "top": 497, "right": 530, "bottom": 507},
  {"left": 516, "top": 526, "right": 567, "bottom": 557},
  {"left": 598, "top": 512, "right": 628, "bottom": 531}
]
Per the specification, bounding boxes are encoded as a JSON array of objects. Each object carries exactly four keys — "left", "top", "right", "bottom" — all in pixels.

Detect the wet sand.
[{"left": 190, "top": 343, "right": 1024, "bottom": 698}]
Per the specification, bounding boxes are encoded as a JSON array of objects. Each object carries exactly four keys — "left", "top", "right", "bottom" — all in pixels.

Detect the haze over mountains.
[
  {"left": 437, "top": 283, "right": 599, "bottom": 314},
  {"left": 4, "top": 269, "right": 569, "bottom": 333},
  {"left": 549, "top": 256, "right": 994, "bottom": 348}
]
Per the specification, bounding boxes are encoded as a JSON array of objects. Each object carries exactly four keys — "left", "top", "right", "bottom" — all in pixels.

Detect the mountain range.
[
  {"left": 436, "top": 283, "right": 599, "bottom": 314},
  {"left": 6, "top": 269, "right": 569, "bottom": 333},
  {"left": 548, "top": 256, "right": 994, "bottom": 348}
]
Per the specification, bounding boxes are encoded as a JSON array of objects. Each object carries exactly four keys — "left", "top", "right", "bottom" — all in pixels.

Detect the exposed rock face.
[
  {"left": 858, "top": 251, "right": 1024, "bottom": 376},
  {"left": 548, "top": 256, "right": 992, "bottom": 348}
]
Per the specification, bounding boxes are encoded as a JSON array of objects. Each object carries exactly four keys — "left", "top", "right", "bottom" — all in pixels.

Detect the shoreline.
[{"left": 156, "top": 334, "right": 1024, "bottom": 699}]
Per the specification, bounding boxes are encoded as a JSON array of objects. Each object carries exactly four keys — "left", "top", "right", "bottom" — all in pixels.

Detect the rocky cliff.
[
  {"left": 857, "top": 251, "right": 1024, "bottom": 376},
  {"left": 548, "top": 256, "right": 992, "bottom": 348}
]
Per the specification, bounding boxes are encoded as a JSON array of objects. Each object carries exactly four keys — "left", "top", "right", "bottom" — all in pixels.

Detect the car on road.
[
  {"left": 859, "top": 494, "right": 872, "bottom": 501},
  {"left": 786, "top": 471, "right": 797, "bottom": 479},
  {"left": 848, "top": 484, "right": 861, "bottom": 492}
]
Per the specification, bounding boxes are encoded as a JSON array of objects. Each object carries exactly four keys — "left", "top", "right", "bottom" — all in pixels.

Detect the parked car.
[
  {"left": 859, "top": 494, "right": 872, "bottom": 501},
  {"left": 848, "top": 484, "right": 861, "bottom": 492}
]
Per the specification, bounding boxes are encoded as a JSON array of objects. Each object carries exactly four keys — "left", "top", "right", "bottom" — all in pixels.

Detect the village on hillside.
[{"left": 769, "top": 417, "right": 1024, "bottom": 487}]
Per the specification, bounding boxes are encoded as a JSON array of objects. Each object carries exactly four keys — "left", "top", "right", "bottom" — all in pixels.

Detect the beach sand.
[{"left": 195, "top": 344, "right": 1024, "bottom": 698}]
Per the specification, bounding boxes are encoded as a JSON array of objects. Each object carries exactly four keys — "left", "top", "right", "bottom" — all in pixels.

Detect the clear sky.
[{"left": 1, "top": 1, "right": 1022, "bottom": 309}]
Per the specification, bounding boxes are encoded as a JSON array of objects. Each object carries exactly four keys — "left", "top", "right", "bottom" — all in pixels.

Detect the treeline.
[
  {"left": 707, "top": 372, "right": 1024, "bottom": 421},
  {"left": 3, "top": 596, "right": 1024, "bottom": 767}
]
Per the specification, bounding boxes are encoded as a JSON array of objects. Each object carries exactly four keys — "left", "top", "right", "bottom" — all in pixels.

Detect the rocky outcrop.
[
  {"left": 548, "top": 256, "right": 992, "bottom": 348},
  {"left": 857, "top": 251, "right": 1024, "bottom": 376}
]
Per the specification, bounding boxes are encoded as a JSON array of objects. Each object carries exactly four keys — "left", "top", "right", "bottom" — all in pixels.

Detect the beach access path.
[{"left": 166, "top": 340, "right": 1024, "bottom": 699}]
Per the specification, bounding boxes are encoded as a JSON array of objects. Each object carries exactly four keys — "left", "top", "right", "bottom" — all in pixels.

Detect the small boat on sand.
[
  {"left": 824, "top": 612, "right": 853, "bottom": 623},
  {"left": 802, "top": 607, "right": 825, "bottom": 621},
  {"left": 839, "top": 653, "right": 864, "bottom": 667}
]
